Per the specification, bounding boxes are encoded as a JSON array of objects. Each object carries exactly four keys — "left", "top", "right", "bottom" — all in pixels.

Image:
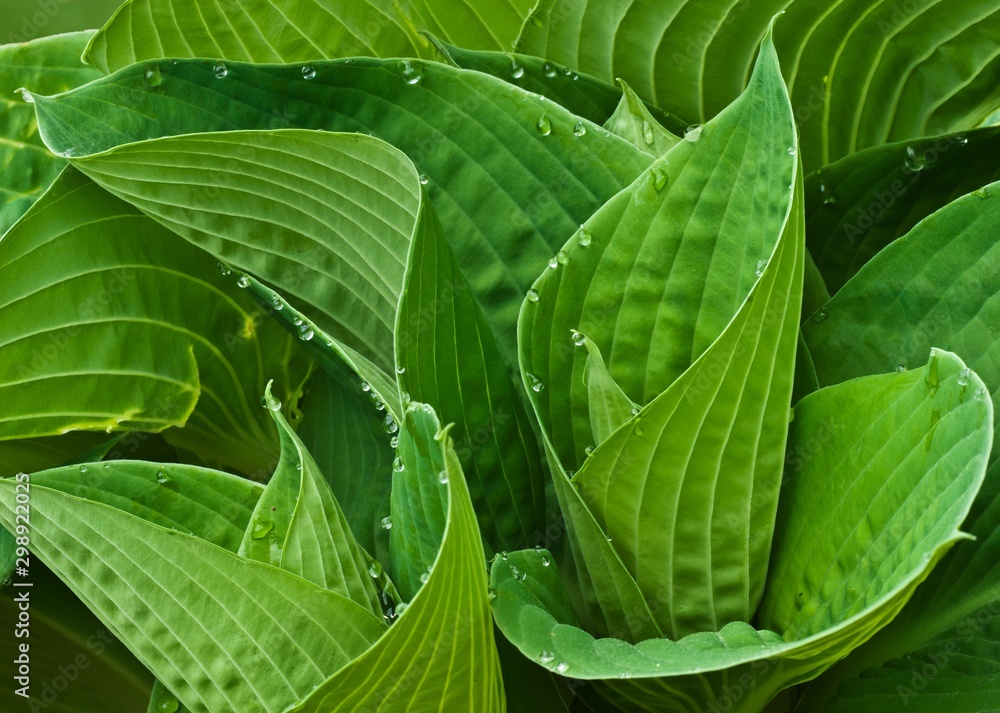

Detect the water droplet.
[
  {"left": 555, "top": 662, "right": 570, "bottom": 674},
  {"left": 926, "top": 353, "right": 940, "bottom": 396},
  {"left": 302, "top": 65, "right": 316, "bottom": 80},
  {"left": 103, "top": 463, "right": 111, "bottom": 469},
  {"left": 271, "top": 295, "right": 284, "bottom": 310},
  {"left": 156, "top": 470, "right": 170, "bottom": 484},
  {"left": 392, "top": 455, "right": 405, "bottom": 473},
  {"left": 213, "top": 62, "right": 228, "bottom": 79},
  {"left": 156, "top": 695, "right": 180, "bottom": 713},
  {"left": 556, "top": 250, "right": 569, "bottom": 265},
  {"left": 487, "top": 587, "right": 497, "bottom": 601},
  {"left": 543, "top": 62, "right": 557, "bottom": 78},
  {"left": 437, "top": 470, "right": 448, "bottom": 485},
  {"left": 619, "top": 671, "right": 633, "bottom": 679},
  {"left": 904, "top": 145, "right": 927, "bottom": 172},
  {"left": 584, "top": 446, "right": 595, "bottom": 456},
  {"left": 548, "top": 255, "right": 559, "bottom": 269},
  {"left": 642, "top": 120, "right": 655, "bottom": 146},
  {"left": 510, "top": 565, "right": 525, "bottom": 581},
  {"left": 896, "top": 364, "right": 907, "bottom": 372},
  {"left": 526, "top": 289, "right": 540, "bottom": 302},
  {"left": 237, "top": 275, "right": 251, "bottom": 288},
  {"left": 684, "top": 124, "right": 703, "bottom": 142},
  {"left": 787, "top": 146, "right": 796, "bottom": 156},
  {"left": 144, "top": 65, "right": 163, "bottom": 87},
  {"left": 526, "top": 373, "right": 544, "bottom": 392},
  {"left": 819, "top": 181, "right": 837, "bottom": 206},
  {"left": 510, "top": 57, "right": 525, "bottom": 79},
  {"left": 955, "top": 133, "right": 969, "bottom": 146},
  {"left": 571, "top": 329, "right": 586, "bottom": 347},
  {"left": 540, "top": 555, "right": 551, "bottom": 566},
  {"left": 539, "top": 651, "right": 555, "bottom": 664},
  {"left": 536, "top": 114, "right": 552, "bottom": 136},
  {"left": 251, "top": 517, "right": 273, "bottom": 539},
  {"left": 395, "top": 601, "right": 408, "bottom": 615},
  {"left": 576, "top": 228, "right": 592, "bottom": 247},
  {"left": 811, "top": 309, "right": 829, "bottom": 324},
  {"left": 16, "top": 88, "right": 34, "bottom": 104},
  {"left": 368, "top": 561, "right": 382, "bottom": 578},
  {"left": 383, "top": 414, "right": 398, "bottom": 434},
  {"left": 651, "top": 165, "right": 669, "bottom": 192},
  {"left": 293, "top": 317, "right": 304, "bottom": 326},
  {"left": 573, "top": 121, "right": 587, "bottom": 137},
  {"left": 375, "top": 400, "right": 386, "bottom": 411},
  {"left": 630, "top": 406, "right": 640, "bottom": 416},
  {"left": 957, "top": 367, "right": 972, "bottom": 386},
  {"left": 389, "top": 435, "right": 398, "bottom": 448},
  {"left": 755, "top": 259, "right": 769, "bottom": 276},
  {"left": 381, "top": 516, "right": 393, "bottom": 530},
  {"left": 298, "top": 325, "right": 314, "bottom": 341},
  {"left": 395, "top": 365, "right": 406, "bottom": 375},
  {"left": 500, "top": 551, "right": 509, "bottom": 561},
  {"left": 79, "top": 465, "right": 88, "bottom": 474},
  {"left": 400, "top": 60, "right": 423, "bottom": 85},
  {"left": 218, "top": 262, "right": 232, "bottom": 276},
  {"left": 420, "top": 570, "right": 430, "bottom": 583},
  {"left": 418, "top": 174, "right": 429, "bottom": 185}
]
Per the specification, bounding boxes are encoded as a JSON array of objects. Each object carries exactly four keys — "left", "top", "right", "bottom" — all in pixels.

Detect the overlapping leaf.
[
  {"left": 0, "top": 31, "right": 101, "bottom": 234},
  {"left": 0, "top": 168, "right": 311, "bottom": 473},
  {"left": 25, "top": 56, "right": 651, "bottom": 363},
  {"left": 515, "top": 1, "right": 1000, "bottom": 170},
  {"left": 493, "top": 350, "right": 992, "bottom": 711},
  {"left": 519, "top": 28, "right": 801, "bottom": 638}
]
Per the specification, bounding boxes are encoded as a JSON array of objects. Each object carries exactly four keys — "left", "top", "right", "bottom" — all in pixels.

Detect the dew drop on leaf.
[
  {"left": 79, "top": 465, "right": 88, "bottom": 474},
  {"left": 536, "top": 114, "right": 552, "bottom": 136},
  {"left": 539, "top": 651, "right": 555, "bottom": 664},
  {"left": 144, "top": 65, "right": 163, "bottom": 87},
  {"left": 584, "top": 446, "right": 595, "bottom": 456},
  {"left": 526, "top": 289, "right": 540, "bottom": 302},
  {"left": 392, "top": 456, "right": 405, "bottom": 473},
  {"left": 400, "top": 60, "right": 423, "bottom": 85},
  {"left": 381, "top": 516, "right": 393, "bottom": 530},
  {"left": 571, "top": 329, "right": 586, "bottom": 347},
  {"left": 904, "top": 145, "right": 927, "bottom": 172},
  {"left": 418, "top": 174, "right": 429, "bottom": 185},
  {"left": 301, "top": 65, "right": 316, "bottom": 80},
  {"left": 237, "top": 275, "right": 251, "bottom": 288},
  {"left": 642, "top": 120, "right": 654, "bottom": 146},
  {"left": 787, "top": 145, "right": 796, "bottom": 156},
  {"left": 213, "top": 62, "right": 228, "bottom": 79},
  {"left": 383, "top": 414, "right": 398, "bottom": 434},
  {"left": 811, "top": 309, "right": 829, "bottom": 324},
  {"left": 576, "top": 228, "right": 592, "bottom": 247},
  {"left": 555, "top": 662, "right": 570, "bottom": 674},
  {"left": 437, "top": 470, "right": 448, "bottom": 484},
  {"left": 509, "top": 56, "right": 524, "bottom": 79},
  {"left": 556, "top": 250, "right": 569, "bottom": 265},
  {"left": 547, "top": 255, "right": 559, "bottom": 269},
  {"left": 755, "top": 259, "right": 769, "bottom": 276},
  {"left": 543, "top": 62, "right": 557, "bottom": 78},
  {"left": 956, "top": 133, "right": 969, "bottom": 146},
  {"left": 573, "top": 121, "right": 587, "bottom": 137},
  {"left": 540, "top": 555, "right": 551, "bottom": 566},
  {"left": 156, "top": 470, "right": 169, "bottom": 485},
  {"left": 683, "top": 124, "right": 703, "bottom": 142},
  {"left": 218, "top": 262, "right": 232, "bottom": 276},
  {"left": 526, "top": 373, "right": 544, "bottom": 392},
  {"left": 298, "top": 325, "right": 314, "bottom": 341},
  {"left": 156, "top": 695, "right": 180, "bottom": 713}
]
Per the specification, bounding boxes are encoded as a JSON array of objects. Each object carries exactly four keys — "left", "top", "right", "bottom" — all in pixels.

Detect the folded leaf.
[
  {"left": 0, "top": 169, "right": 311, "bottom": 473},
  {"left": 26, "top": 57, "right": 650, "bottom": 365},
  {"left": 0, "top": 31, "right": 100, "bottom": 234},
  {"left": 604, "top": 80, "right": 681, "bottom": 156},
  {"left": 288, "top": 403, "right": 505, "bottom": 712},
  {"left": 0, "top": 480, "right": 387, "bottom": 713}
]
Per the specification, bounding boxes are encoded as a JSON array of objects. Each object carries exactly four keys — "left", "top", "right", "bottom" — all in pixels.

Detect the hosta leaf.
[
  {"left": 0, "top": 480, "right": 387, "bottom": 713},
  {"left": 582, "top": 339, "right": 635, "bottom": 446},
  {"left": 0, "top": 31, "right": 101, "bottom": 234},
  {"left": 516, "top": 1, "right": 1000, "bottom": 171},
  {"left": 0, "top": 432, "right": 112, "bottom": 478},
  {"left": 287, "top": 403, "right": 505, "bottom": 712},
  {"left": 604, "top": 80, "right": 681, "bottom": 156},
  {"left": 798, "top": 182, "right": 1000, "bottom": 712},
  {"left": 492, "top": 351, "right": 991, "bottom": 711},
  {"left": 26, "top": 57, "right": 650, "bottom": 363},
  {"left": 297, "top": 369, "right": 395, "bottom": 565},
  {"left": 433, "top": 39, "right": 686, "bottom": 132},
  {"left": 806, "top": 127, "right": 1000, "bottom": 293},
  {"left": 239, "top": 385, "right": 380, "bottom": 614},
  {"left": 395, "top": 184, "right": 545, "bottom": 554},
  {"left": 84, "top": 0, "right": 532, "bottom": 74},
  {"left": 519, "top": 29, "right": 801, "bottom": 638},
  {"left": 0, "top": 169, "right": 311, "bottom": 474}
]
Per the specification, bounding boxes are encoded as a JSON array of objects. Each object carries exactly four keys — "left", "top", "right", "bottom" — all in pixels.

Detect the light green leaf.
[
  {"left": 0, "top": 168, "right": 312, "bottom": 474},
  {"left": 806, "top": 127, "right": 1000, "bottom": 294},
  {"left": 582, "top": 338, "right": 636, "bottom": 446},
  {"left": 603, "top": 80, "right": 681, "bottom": 156},
  {"left": 0, "top": 479, "right": 387, "bottom": 713},
  {"left": 519, "top": 29, "right": 801, "bottom": 638},
  {"left": 492, "top": 351, "right": 991, "bottom": 710},
  {"left": 0, "top": 31, "right": 101, "bottom": 234},
  {"left": 84, "top": 0, "right": 533, "bottom": 74},
  {"left": 297, "top": 369, "right": 395, "bottom": 566},
  {"left": 516, "top": 1, "right": 1000, "bottom": 170},
  {"left": 798, "top": 182, "right": 1000, "bottom": 712},
  {"left": 239, "top": 384, "right": 381, "bottom": 615},
  {"left": 26, "top": 57, "right": 651, "bottom": 364},
  {"left": 288, "top": 403, "right": 505, "bottom": 712},
  {"left": 395, "top": 183, "right": 546, "bottom": 555}
]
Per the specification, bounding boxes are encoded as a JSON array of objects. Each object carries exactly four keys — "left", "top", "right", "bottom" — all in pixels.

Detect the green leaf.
[
  {"left": 582, "top": 338, "right": 636, "bottom": 446},
  {"left": 287, "top": 403, "right": 505, "bottom": 712},
  {"left": 84, "top": 0, "right": 533, "bottom": 74},
  {"left": 0, "top": 479, "right": 387, "bottom": 713},
  {"left": 492, "top": 351, "right": 991, "bottom": 710},
  {"left": 603, "top": 80, "right": 681, "bottom": 156},
  {"left": 0, "top": 432, "right": 113, "bottom": 478},
  {"left": 516, "top": 1, "right": 1000, "bottom": 171},
  {"left": 27, "top": 57, "right": 651, "bottom": 364},
  {"left": 0, "top": 168, "right": 312, "bottom": 474},
  {"left": 297, "top": 369, "right": 395, "bottom": 566},
  {"left": 519, "top": 29, "right": 801, "bottom": 638},
  {"left": 395, "top": 183, "right": 546, "bottom": 554},
  {"left": 806, "top": 127, "right": 1000, "bottom": 294},
  {"left": 798, "top": 182, "right": 1000, "bottom": 712},
  {"left": 432, "top": 38, "right": 687, "bottom": 132},
  {"left": 0, "top": 31, "right": 101, "bottom": 234},
  {"left": 147, "top": 680, "right": 188, "bottom": 713},
  {"left": 239, "top": 384, "right": 381, "bottom": 615}
]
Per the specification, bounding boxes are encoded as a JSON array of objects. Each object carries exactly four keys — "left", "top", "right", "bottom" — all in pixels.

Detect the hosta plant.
[{"left": 1, "top": 1, "right": 999, "bottom": 711}]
